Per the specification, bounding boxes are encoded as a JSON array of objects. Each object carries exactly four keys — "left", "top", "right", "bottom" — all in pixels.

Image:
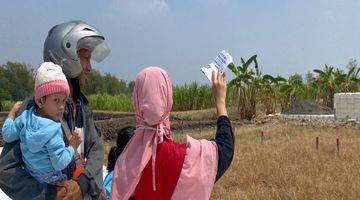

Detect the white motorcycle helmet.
[{"left": 43, "top": 20, "right": 110, "bottom": 78}]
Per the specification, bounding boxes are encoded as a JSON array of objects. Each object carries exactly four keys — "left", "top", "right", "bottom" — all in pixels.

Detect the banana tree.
[
  {"left": 228, "top": 55, "right": 261, "bottom": 120},
  {"left": 340, "top": 66, "right": 360, "bottom": 92},
  {"left": 260, "top": 74, "right": 286, "bottom": 114},
  {"left": 313, "top": 65, "right": 347, "bottom": 108},
  {"left": 277, "top": 74, "right": 305, "bottom": 111}
]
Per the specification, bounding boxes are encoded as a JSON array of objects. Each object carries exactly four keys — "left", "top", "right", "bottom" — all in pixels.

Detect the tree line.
[
  {"left": 228, "top": 56, "right": 360, "bottom": 119},
  {"left": 0, "top": 59, "right": 359, "bottom": 116},
  {"left": 0, "top": 61, "right": 134, "bottom": 110}
]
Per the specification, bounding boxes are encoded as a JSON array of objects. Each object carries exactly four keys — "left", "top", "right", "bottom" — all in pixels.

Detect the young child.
[
  {"left": 104, "top": 126, "right": 135, "bottom": 200},
  {"left": 2, "top": 62, "right": 82, "bottom": 184}
]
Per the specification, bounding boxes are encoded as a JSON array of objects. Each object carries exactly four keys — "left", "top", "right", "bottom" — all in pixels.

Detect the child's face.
[{"left": 37, "top": 92, "right": 67, "bottom": 121}]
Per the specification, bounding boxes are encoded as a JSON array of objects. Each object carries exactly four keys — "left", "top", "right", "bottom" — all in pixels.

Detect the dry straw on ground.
[
  {"left": 207, "top": 122, "right": 360, "bottom": 200},
  {"left": 103, "top": 113, "right": 360, "bottom": 199}
]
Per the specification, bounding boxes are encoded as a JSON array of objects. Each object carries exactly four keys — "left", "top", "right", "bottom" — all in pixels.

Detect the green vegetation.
[
  {"left": 228, "top": 56, "right": 360, "bottom": 119},
  {"left": 0, "top": 59, "right": 359, "bottom": 113},
  {"left": 173, "top": 82, "right": 213, "bottom": 111}
]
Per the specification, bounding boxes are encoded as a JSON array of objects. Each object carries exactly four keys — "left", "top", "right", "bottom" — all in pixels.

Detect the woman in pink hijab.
[{"left": 111, "top": 67, "right": 234, "bottom": 200}]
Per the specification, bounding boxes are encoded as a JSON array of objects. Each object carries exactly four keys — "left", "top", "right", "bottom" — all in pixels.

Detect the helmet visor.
[{"left": 77, "top": 36, "right": 110, "bottom": 62}]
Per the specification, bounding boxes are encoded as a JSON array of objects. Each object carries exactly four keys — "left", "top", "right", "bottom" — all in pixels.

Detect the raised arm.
[{"left": 211, "top": 71, "right": 235, "bottom": 182}]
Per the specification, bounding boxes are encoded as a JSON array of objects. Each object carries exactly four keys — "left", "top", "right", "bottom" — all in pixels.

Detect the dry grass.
[
  {"left": 203, "top": 122, "right": 360, "bottom": 200},
  {"left": 102, "top": 113, "right": 360, "bottom": 199}
]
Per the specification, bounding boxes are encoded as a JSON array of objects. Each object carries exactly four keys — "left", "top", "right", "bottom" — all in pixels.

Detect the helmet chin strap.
[{"left": 69, "top": 77, "right": 81, "bottom": 101}]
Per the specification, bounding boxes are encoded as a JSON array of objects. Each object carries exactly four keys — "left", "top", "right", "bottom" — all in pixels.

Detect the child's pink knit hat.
[{"left": 33, "top": 62, "right": 70, "bottom": 100}]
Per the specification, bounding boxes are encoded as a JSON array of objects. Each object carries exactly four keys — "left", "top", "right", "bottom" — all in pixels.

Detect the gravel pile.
[{"left": 282, "top": 100, "right": 334, "bottom": 115}]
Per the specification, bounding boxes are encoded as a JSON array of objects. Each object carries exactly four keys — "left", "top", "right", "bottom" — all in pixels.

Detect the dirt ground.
[
  {"left": 0, "top": 109, "right": 218, "bottom": 147},
  {"left": 1, "top": 110, "right": 360, "bottom": 199},
  {"left": 0, "top": 109, "right": 358, "bottom": 148}
]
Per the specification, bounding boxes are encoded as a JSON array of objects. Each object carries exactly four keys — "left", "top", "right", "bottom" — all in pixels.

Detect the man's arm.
[
  {"left": 76, "top": 105, "right": 104, "bottom": 199},
  {"left": 0, "top": 141, "right": 57, "bottom": 200},
  {"left": 0, "top": 97, "right": 58, "bottom": 200}
]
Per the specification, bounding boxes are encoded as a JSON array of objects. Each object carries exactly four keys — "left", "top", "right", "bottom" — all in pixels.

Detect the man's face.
[{"left": 78, "top": 49, "right": 92, "bottom": 86}]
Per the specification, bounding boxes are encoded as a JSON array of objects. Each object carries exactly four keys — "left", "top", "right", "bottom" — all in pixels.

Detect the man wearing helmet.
[{"left": 0, "top": 20, "right": 110, "bottom": 200}]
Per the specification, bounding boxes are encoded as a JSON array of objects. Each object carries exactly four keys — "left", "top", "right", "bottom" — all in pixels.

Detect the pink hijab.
[{"left": 111, "top": 67, "right": 218, "bottom": 200}]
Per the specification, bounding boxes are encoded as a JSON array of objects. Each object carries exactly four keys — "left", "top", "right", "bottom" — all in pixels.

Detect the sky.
[{"left": 1, "top": 0, "right": 360, "bottom": 85}]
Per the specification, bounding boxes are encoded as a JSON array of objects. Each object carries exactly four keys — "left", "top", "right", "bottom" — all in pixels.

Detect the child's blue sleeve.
[
  {"left": 2, "top": 118, "right": 22, "bottom": 143},
  {"left": 46, "top": 129, "right": 75, "bottom": 171},
  {"left": 103, "top": 171, "right": 113, "bottom": 200}
]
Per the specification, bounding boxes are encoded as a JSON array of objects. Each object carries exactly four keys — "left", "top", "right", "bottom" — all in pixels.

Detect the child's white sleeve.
[
  {"left": 46, "top": 129, "right": 75, "bottom": 171},
  {"left": 2, "top": 118, "right": 21, "bottom": 143}
]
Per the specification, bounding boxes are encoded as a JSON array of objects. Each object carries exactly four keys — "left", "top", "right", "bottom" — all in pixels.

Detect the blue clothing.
[
  {"left": 2, "top": 106, "right": 75, "bottom": 183},
  {"left": 103, "top": 171, "right": 113, "bottom": 200},
  {"left": 26, "top": 168, "right": 67, "bottom": 184}
]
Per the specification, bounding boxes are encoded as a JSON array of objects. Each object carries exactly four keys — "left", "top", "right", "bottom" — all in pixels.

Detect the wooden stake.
[{"left": 181, "top": 120, "right": 184, "bottom": 134}]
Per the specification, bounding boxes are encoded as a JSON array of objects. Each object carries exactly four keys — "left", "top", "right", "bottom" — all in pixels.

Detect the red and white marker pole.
[{"left": 181, "top": 120, "right": 184, "bottom": 134}]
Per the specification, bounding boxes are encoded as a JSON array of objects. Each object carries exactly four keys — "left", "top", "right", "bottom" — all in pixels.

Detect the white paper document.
[
  {"left": 201, "top": 50, "right": 233, "bottom": 82},
  {"left": 74, "top": 127, "right": 84, "bottom": 157}
]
